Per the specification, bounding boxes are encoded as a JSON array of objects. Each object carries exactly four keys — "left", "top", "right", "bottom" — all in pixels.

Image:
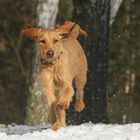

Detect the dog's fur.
[{"left": 22, "top": 21, "right": 88, "bottom": 131}]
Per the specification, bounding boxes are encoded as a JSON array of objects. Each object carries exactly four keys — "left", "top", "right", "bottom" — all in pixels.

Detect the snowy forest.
[{"left": 0, "top": 0, "right": 140, "bottom": 133}]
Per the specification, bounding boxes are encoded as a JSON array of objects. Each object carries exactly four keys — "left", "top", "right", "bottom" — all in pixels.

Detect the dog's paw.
[
  {"left": 75, "top": 100, "right": 85, "bottom": 112},
  {"left": 52, "top": 121, "right": 61, "bottom": 131},
  {"left": 57, "top": 98, "right": 70, "bottom": 110}
]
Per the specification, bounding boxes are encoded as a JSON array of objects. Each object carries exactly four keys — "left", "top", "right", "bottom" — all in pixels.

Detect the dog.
[{"left": 22, "top": 21, "right": 88, "bottom": 131}]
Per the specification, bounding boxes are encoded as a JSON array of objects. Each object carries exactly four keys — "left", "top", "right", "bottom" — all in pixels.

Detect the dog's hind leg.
[{"left": 74, "top": 72, "right": 87, "bottom": 112}]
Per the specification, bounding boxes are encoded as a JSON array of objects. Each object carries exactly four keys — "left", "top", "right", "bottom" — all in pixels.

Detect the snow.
[{"left": 0, "top": 123, "right": 140, "bottom": 140}]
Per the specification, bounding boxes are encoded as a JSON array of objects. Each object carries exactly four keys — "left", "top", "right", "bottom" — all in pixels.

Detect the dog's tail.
[{"left": 56, "top": 21, "right": 88, "bottom": 39}]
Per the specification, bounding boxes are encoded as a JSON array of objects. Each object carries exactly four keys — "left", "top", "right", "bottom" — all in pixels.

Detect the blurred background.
[{"left": 0, "top": 0, "right": 139, "bottom": 125}]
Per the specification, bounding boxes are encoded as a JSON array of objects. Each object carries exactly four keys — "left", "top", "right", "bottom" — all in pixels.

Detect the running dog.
[{"left": 22, "top": 21, "right": 88, "bottom": 131}]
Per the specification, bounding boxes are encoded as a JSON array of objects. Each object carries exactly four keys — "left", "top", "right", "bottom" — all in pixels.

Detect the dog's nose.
[{"left": 47, "top": 50, "right": 54, "bottom": 57}]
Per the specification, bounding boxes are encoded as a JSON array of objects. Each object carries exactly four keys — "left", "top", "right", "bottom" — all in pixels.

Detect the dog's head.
[
  {"left": 22, "top": 28, "right": 65, "bottom": 66},
  {"left": 22, "top": 21, "right": 87, "bottom": 66}
]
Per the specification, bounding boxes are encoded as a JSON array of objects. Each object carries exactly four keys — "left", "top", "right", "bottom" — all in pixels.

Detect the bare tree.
[{"left": 25, "top": 0, "right": 59, "bottom": 125}]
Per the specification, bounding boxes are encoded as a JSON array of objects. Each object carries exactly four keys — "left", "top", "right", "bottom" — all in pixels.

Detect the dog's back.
[{"left": 60, "top": 38, "right": 87, "bottom": 79}]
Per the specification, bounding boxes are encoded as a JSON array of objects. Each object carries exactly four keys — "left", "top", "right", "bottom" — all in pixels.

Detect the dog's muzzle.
[{"left": 41, "top": 58, "right": 56, "bottom": 66}]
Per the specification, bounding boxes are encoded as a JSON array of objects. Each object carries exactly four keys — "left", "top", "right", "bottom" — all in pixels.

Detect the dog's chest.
[{"left": 53, "top": 67, "right": 64, "bottom": 87}]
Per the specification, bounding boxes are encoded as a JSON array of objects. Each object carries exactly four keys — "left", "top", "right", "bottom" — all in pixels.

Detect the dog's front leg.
[
  {"left": 56, "top": 85, "right": 74, "bottom": 128},
  {"left": 40, "top": 69, "right": 61, "bottom": 130},
  {"left": 39, "top": 69, "right": 56, "bottom": 107},
  {"left": 57, "top": 85, "right": 74, "bottom": 110}
]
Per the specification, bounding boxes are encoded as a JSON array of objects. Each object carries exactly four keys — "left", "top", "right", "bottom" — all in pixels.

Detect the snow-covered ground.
[{"left": 0, "top": 123, "right": 140, "bottom": 140}]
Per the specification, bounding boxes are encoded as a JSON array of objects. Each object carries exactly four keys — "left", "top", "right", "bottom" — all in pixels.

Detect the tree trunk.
[
  {"left": 37, "top": 0, "right": 59, "bottom": 28},
  {"left": 110, "top": 0, "right": 123, "bottom": 25},
  {"left": 67, "top": 0, "right": 110, "bottom": 124},
  {"left": 25, "top": 0, "right": 59, "bottom": 125}
]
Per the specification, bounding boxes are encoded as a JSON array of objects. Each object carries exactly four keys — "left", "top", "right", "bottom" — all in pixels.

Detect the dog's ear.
[
  {"left": 21, "top": 28, "right": 42, "bottom": 40},
  {"left": 56, "top": 21, "right": 75, "bottom": 38},
  {"left": 56, "top": 21, "right": 88, "bottom": 39},
  {"left": 56, "top": 21, "right": 75, "bottom": 33}
]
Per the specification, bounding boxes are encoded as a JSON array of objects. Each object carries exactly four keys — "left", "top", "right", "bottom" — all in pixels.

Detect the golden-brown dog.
[{"left": 22, "top": 21, "right": 88, "bottom": 131}]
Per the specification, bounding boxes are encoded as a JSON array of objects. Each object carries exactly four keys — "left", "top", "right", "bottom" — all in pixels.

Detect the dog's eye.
[
  {"left": 53, "top": 39, "right": 58, "bottom": 44},
  {"left": 39, "top": 39, "right": 46, "bottom": 44}
]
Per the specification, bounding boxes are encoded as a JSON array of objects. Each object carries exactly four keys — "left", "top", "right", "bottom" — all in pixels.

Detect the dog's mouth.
[{"left": 40, "top": 58, "right": 56, "bottom": 66}]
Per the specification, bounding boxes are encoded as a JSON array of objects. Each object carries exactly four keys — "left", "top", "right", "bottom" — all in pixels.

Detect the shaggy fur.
[{"left": 22, "top": 21, "right": 88, "bottom": 131}]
